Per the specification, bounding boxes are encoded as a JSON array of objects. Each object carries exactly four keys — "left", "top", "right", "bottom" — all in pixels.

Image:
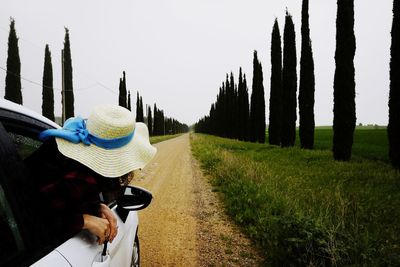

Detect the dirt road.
[{"left": 132, "top": 134, "right": 264, "bottom": 266}]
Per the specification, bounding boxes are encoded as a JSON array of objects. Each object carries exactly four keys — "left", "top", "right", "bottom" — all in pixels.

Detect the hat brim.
[{"left": 55, "top": 122, "right": 157, "bottom": 178}]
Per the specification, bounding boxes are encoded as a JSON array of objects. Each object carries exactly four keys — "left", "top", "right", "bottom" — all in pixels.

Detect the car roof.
[{"left": 0, "top": 99, "right": 61, "bottom": 129}]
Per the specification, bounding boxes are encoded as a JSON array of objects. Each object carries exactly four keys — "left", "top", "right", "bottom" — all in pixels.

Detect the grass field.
[
  {"left": 191, "top": 130, "right": 399, "bottom": 266},
  {"left": 311, "top": 127, "right": 389, "bottom": 162}
]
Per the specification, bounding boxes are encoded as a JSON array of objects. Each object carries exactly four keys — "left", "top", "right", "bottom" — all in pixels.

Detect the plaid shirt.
[
  {"left": 39, "top": 169, "right": 101, "bottom": 236},
  {"left": 26, "top": 139, "right": 101, "bottom": 241}
]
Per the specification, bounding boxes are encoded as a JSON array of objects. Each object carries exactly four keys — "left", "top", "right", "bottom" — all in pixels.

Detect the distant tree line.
[
  {"left": 195, "top": 52, "right": 265, "bottom": 143},
  {"left": 150, "top": 103, "right": 189, "bottom": 136},
  {"left": 119, "top": 86, "right": 189, "bottom": 136}
]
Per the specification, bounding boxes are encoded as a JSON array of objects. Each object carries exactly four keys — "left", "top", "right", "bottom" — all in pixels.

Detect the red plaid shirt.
[
  {"left": 39, "top": 169, "right": 101, "bottom": 235},
  {"left": 26, "top": 139, "right": 101, "bottom": 241}
]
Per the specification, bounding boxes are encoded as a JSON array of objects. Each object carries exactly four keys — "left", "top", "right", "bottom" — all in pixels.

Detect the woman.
[{"left": 27, "top": 104, "right": 156, "bottom": 245}]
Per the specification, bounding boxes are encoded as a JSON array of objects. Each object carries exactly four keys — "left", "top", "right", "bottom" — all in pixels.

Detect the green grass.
[
  {"left": 310, "top": 127, "right": 389, "bottom": 162},
  {"left": 191, "top": 132, "right": 400, "bottom": 266},
  {"left": 149, "top": 134, "right": 182, "bottom": 144}
]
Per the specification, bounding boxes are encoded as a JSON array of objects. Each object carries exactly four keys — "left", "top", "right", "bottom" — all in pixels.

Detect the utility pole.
[{"left": 61, "top": 49, "right": 65, "bottom": 124}]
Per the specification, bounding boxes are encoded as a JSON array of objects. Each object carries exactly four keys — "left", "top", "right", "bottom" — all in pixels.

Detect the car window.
[
  {"left": 0, "top": 174, "right": 27, "bottom": 266},
  {"left": 7, "top": 132, "right": 42, "bottom": 159}
]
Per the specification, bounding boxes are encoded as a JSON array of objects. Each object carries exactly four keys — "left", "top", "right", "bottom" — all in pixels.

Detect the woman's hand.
[
  {"left": 82, "top": 214, "right": 110, "bottom": 245},
  {"left": 99, "top": 203, "right": 118, "bottom": 243}
]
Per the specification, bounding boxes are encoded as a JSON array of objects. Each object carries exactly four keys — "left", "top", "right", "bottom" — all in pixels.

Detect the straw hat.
[{"left": 55, "top": 105, "right": 157, "bottom": 178}]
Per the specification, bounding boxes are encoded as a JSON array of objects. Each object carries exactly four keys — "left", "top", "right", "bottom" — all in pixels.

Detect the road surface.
[{"left": 132, "top": 134, "right": 264, "bottom": 266}]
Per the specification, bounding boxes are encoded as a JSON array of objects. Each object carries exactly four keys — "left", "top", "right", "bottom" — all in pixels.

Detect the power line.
[
  {"left": 0, "top": 24, "right": 118, "bottom": 95},
  {"left": 0, "top": 66, "right": 117, "bottom": 94}
]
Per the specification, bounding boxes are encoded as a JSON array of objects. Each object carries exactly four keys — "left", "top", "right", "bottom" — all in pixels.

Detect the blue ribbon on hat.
[{"left": 39, "top": 117, "right": 134, "bottom": 150}]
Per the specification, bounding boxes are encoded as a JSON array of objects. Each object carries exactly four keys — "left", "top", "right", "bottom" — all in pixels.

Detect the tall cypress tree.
[
  {"left": 135, "top": 93, "right": 144, "bottom": 122},
  {"left": 127, "top": 91, "right": 131, "bottom": 111},
  {"left": 148, "top": 105, "right": 153, "bottom": 136},
  {"left": 136, "top": 92, "right": 140, "bottom": 121},
  {"left": 333, "top": 0, "right": 356, "bottom": 161},
  {"left": 139, "top": 96, "right": 144, "bottom": 122},
  {"left": 269, "top": 19, "right": 283, "bottom": 146},
  {"left": 119, "top": 72, "right": 127, "bottom": 108},
  {"left": 63, "top": 28, "right": 74, "bottom": 119},
  {"left": 153, "top": 103, "right": 159, "bottom": 135},
  {"left": 222, "top": 82, "right": 228, "bottom": 137},
  {"left": 299, "top": 0, "right": 316, "bottom": 149},
  {"left": 229, "top": 72, "right": 236, "bottom": 138},
  {"left": 123, "top": 72, "right": 127, "bottom": 108},
  {"left": 118, "top": 78, "right": 123, "bottom": 107},
  {"left": 161, "top": 110, "right": 165, "bottom": 135},
  {"left": 281, "top": 12, "right": 298, "bottom": 147},
  {"left": 237, "top": 68, "right": 247, "bottom": 141},
  {"left": 5, "top": 18, "right": 22, "bottom": 104},
  {"left": 42, "top": 44, "right": 54, "bottom": 121},
  {"left": 250, "top": 51, "right": 266, "bottom": 143},
  {"left": 389, "top": 0, "right": 400, "bottom": 169},
  {"left": 243, "top": 74, "right": 250, "bottom": 141},
  {"left": 136, "top": 92, "right": 140, "bottom": 118}
]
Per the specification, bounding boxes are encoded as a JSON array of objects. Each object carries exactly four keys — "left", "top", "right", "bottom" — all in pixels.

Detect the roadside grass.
[
  {"left": 150, "top": 134, "right": 182, "bottom": 144},
  {"left": 190, "top": 133, "right": 400, "bottom": 266}
]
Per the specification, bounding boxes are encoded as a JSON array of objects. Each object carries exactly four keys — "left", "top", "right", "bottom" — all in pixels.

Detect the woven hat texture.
[{"left": 56, "top": 105, "right": 157, "bottom": 178}]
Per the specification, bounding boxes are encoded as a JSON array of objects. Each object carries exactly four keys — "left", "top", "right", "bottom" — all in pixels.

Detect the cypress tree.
[
  {"left": 63, "top": 28, "right": 74, "bottom": 119},
  {"left": 136, "top": 92, "right": 140, "bottom": 119},
  {"left": 225, "top": 74, "right": 232, "bottom": 137},
  {"left": 299, "top": 0, "right": 316, "bottom": 149},
  {"left": 333, "top": 0, "right": 356, "bottom": 161},
  {"left": 42, "top": 44, "right": 54, "bottom": 121},
  {"left": 281, "top": 12, "right": 298, "bottom": 147},
  {"left": 230, "top": 72, "right": 236, "bottom": 138},
  {"left": 139, "top": 96, "right": 144, "bottom": 122},
  {"left": 250, "top": 51, "right": 266, "bottom": 143},
  {"left": 153, "top": 103, "right": 159, "bottom": 135},
  {"left": 388, "top": 0, "right": 400, "bottom": 169},
  {"left": 269, "top": 19, "right": 283, "bottom": 146},
  {"left": 118, "top": 78, "right": 123, "bottom": 107},
  {"left": 243, "top": 74, "right": 250, "bottom": 141},
  {"left": 135, "top": 93, "right": 144, "bottom": 122},
  {"left": 5, "top": 18, "right": 22, "bottom": 104},
  {"left": 119, "top": 72, "right": 127, "bottom": 108},
  {"left": 123, "top": 72, "right": 127, "bottom": 108},
  {"left": 238, "top": 68, "right": 244, "bottom": 140},
  {"left": 217, "top": 85, "right": 225, "bottom": 137},
  {"left": 148, "top": 105, "right": 153, "bottom": 136},
  {"left": 222, "top": 82, "right": 228, "bottom": 137},
  {"left": 238, "top": 68, "right": 250, "bottom": 141},
  {"left": 127, "top": 91, "right": 131, "bottom": 111}
]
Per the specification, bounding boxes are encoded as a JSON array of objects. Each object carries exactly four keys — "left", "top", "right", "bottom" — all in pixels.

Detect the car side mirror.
[{"left": 117, "top": 185, "right": 152, "bottom": 211}]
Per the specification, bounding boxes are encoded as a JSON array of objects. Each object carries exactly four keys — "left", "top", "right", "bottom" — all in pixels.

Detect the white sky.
[{"left": 0, "top": 0, "right": 393, "bottom": 126}]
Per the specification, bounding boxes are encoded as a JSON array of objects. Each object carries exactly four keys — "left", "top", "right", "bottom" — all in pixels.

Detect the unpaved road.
[{"left": 132, "top": 134, "right": 264, "bottom": 267}]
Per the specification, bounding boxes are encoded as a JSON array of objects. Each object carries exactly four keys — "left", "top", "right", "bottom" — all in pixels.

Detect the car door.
[
  {"left": 0, "top": 109, "right": 139, "bottom": 266},
  {"left": 0, "top": 122, "right": 71, "bottom": 266},
  {"left": 55, "top": 207, "right": 138, "bottom": 267}
]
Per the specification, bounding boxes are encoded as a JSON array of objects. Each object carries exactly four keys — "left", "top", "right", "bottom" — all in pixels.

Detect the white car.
[{"left": 0, "top": 99, "right": 152, "bottom": 267}]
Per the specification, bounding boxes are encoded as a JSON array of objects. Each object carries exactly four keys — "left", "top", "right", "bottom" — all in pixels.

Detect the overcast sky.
[{"left": 0, "top": 1, "right": 394, "bottom": 126}]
